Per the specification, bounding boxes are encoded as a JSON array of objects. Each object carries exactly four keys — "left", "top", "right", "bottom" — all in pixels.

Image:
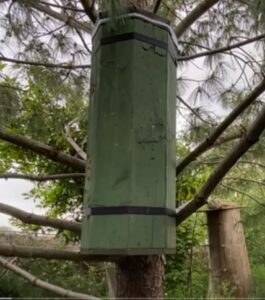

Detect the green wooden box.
[{"left": 81, "top": 9, "right": 177, "bottom": 255}]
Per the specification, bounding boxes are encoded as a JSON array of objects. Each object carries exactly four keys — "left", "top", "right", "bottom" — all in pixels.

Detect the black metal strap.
[
  {"left": 84, "top": 206, "right": 176, "bottom": 217},
  {"left": 93, "top": 32, "right": 177, "bottom": 65}
]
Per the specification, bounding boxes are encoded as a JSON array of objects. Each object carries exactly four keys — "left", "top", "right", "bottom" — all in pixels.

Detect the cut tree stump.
[{"left": 207, "top": 202, "right": 251, "bottom": 298}]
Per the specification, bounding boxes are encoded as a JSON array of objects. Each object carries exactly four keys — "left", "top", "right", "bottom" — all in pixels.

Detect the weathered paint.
[{"left": 81, "top": 11, "right": 177, "bottom": 255}]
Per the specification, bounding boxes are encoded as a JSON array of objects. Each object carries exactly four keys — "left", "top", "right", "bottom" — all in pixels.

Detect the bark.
[
  {"left": 176, "top": 103, "right": 265, "bottom": 226},
  {"left": 0, "top": 202, "right": 81, "bottom": 233},
  {"left": 207, "top": 204, "right": 251, "bottom": 298},
  {"left": 0, "top": 128, "right": 86, "bottom": 171},
  {"left": 115, "top": 256, "right": 164, "bottom": 299},
  {"left": 0, "top": 256, "right": 99, "bottom": 300}
]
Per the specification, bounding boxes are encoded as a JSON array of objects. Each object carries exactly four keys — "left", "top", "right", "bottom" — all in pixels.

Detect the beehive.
[{"left": 81, "top": 9, "right": 177, "bottom": 255}]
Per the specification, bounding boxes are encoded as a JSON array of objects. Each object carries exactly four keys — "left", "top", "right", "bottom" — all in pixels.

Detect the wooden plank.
[{"left": 81, "top": 13, "right": 177, "bottom": 255}]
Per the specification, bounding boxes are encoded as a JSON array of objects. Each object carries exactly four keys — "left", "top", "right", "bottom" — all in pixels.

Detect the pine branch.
[
  {"left": 221, "top": 184, "right": 265, "bottom": 207},
  {"left": 0, "top": 173, "right": 85, "bottom": 181},
  {"left": 0, "top": 256, "right": 99, "bottom": 299},
  {"left": 0, "top": 55, "right": 91, "bottom": 69},
  {"left": 175, "top": 0, "right": 220, "bottom": 37},
  {"left": 179, "top": 33, "right": 265, "bottom": 62},
  {"left": 0, "top": 128, "right": 86, "bottom": 171},
  {"left": 79, "top": 0, "right": 97, "bottom": 24},
  {"left": 29, "top": 1, "right": 93, "bottom": 33},
  {"left": 177, "top": 95, "right": 214, "bottom": 125},
  {"left": 224, "top": 177, "right": 265, "bottom": 187},
  {"left": 176, "top": 103, "right": 265, "bottom": 226},
  {"left": 176, "top": 79, "right": 265, "bottom": 176},
  {"left": 0, "top": 202, "right": 81, "bottom": 233}
]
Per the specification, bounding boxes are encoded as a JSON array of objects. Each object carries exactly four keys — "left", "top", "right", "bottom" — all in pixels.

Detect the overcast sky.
[{"left": 0, "top": 180, "right": 46, "bottom": 228}]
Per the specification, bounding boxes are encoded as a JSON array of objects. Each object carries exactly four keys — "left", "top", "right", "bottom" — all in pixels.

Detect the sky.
[{"left": 0, "top": 180, "right": 46, "bottom": 228}]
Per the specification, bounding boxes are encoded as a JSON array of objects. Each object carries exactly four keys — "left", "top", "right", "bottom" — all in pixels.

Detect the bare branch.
[
  {"left": 79, "top": 0, "right": 97, "bottom": 24},
  {"left": 64, "top": 118, "right": 87, "bottom": 160},
  {"left": 176, "top": 79, "right": 265, "bottom": 176},
  {"left": 0, "top": 202, "right": 81, "bottom": 233},
  {"left": 0, "top": 55, "right": 91, "bottom": 69},
  {"left": 0, "top": 128, "right": 86, "bottom": 171},
  {"left": 0, "top": 244, "right": 113, "bottom": 261},
  {"left": 176, "top": 103, "right": 265, "bottom": 226},
  {"left": 0, "top": 173, "right": 85, "bottom": 181},
  {"left": 175, "top": 0, "right": 220, "bottom": 37},
  {"left": 179, "top": 33, "right": 265, "bottom": 62},
  {"left": 0, "top": 256, "right": 99, "bottom": 299}
]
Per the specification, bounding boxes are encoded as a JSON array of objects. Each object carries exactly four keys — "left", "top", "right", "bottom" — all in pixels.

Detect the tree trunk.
[
  {"left": 116, "top": 256, "right": 164, "bottom": 299},
  {"left": 207, "top": 202, "right": 251, "bottom": 298}
]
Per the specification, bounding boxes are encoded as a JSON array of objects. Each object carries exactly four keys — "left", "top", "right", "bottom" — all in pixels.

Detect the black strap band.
[
  {"left": 93, "top": 32, "right": 177, "bottom": 65},
  {"left": 84, "top": 206, "right": 176, "bottom": 217}
]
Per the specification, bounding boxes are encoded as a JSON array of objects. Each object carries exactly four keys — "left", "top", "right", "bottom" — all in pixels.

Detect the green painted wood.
[{"left": 81, "top": 12, "right": 177, "bottom": 255}]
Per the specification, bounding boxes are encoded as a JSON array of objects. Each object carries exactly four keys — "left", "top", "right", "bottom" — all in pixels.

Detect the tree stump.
[{"left": 207, "top": 202, "right": 251, "bottom": 298}]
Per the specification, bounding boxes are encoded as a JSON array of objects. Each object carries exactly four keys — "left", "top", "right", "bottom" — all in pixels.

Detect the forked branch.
[
  {"left": 0, "top": 202, "right": 81, "bottom": 233},
  {"left": 0, "top": 129, "right": 86, "bottom": 171}
]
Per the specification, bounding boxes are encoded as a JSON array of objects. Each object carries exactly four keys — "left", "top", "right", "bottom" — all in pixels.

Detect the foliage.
[{"left": 0, "top": 259, "right": 106, "bottom": 298}]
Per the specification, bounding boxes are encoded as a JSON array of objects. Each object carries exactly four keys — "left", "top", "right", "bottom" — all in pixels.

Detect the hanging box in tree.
[{"left": 81, "top": 8, "right": 177, "bottom": 255}]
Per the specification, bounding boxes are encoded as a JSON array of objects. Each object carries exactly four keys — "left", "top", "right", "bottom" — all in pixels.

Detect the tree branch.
[
  {"left": 0, "top": 202, "right": 81, "bottom": 233},
  {"left": 179, "top": 33, "right": 265, "bottom": 62},
  {"left": 0, "top": 128, "right": 86, "bottom": 171},
  {"left": 176, "top": 78, "right": 265, "bottom": 176},
  {"left": 0, "top": 55, "right": 91, "bottom": 69},
  {"left": 0, "top": 256, "right": 99, "bottom": 299},
  {"left": 153, "top": 0, "right": 162, "bottom": 13},
  {"left": 0, "top": 173, "right": 85, "bottom": 181},
  {"left": 29, "top": 1, "right": 93, "bottom": 33},
  {"left": 0, "top": 244, "right": 114, "bottom": 261},
  {"left": 175, "top": 0, "right": 220, "bottom": 37},
  {"left": 79, "top": 0, "right": 97, "bottom": 24},
  {"left": 175, "top": 103, "right": 265, "bottom": 226}
]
